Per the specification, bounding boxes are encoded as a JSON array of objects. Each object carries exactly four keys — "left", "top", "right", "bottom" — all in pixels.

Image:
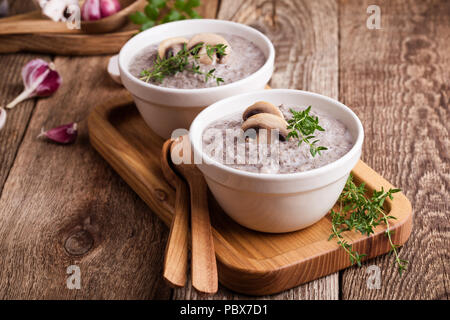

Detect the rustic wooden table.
[{"left": 0, "top": 0, "right": 448, "bottom": 300}]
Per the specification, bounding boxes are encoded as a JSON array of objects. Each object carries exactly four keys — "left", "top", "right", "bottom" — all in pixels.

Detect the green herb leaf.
[
  {"left": 186, "top": 8, "right": 201, "bottom": 19},
  {"left": 163, "top": 9, "right": 183, "bottom": 22},
  {"left": 286, "top": 107, "right": 328, "bottom": 157},
  {"left": 149, "top": 0, "right": 166, "bottom": 9},
  {"left": 145, "top": 4, "right": 159, "bottom": 20},
  {"left": 129, "top": 11, "right": 150, "bottom": 24},
  {"left": 328, "top": 175, "right": 408, "bottom": 275},
  {"left": 140, "top": 43, "right": 228, "bottom": 86},
  {"left": 186, "top": 0, "right": 201, "bottom": 8},
  {"left": 140, "top": 20, "right": 155, "bottom": 31},
  {"left": 174, "top": 0, "right": 186, "bottom": 10}
]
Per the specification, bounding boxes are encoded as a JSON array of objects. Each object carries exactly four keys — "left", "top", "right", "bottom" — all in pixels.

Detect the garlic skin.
[
  {"left": 22, "top": 59, "right": 62, "bottom": 97},
  {"left": 81, "top": 0, "right": 121, "bottom": 21},
  {"left": 37, "top": 0, "right": 79, "bottom": 22},
  {"left": 0, "top": 108, "right": 6, "bottom": 131},
  {"left": 5, "top": 59, "right": 62, "bottom": 110},
  {"left": 82, "top": 0, "right": 102, "bottom": 21},
  {"left": 38, "top": 123, "right": 78, "bottom": 144},
  {"left": 100, "top": 0, "right": 121, "bottom": 18}
]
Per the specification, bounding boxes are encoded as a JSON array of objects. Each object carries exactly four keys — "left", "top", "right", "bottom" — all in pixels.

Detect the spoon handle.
[
  {"left": 189, "top": 175, "right": 218, "bottom": 294},
  {"left": 163, "top": 180, "right": 190, "bottom": 287}
]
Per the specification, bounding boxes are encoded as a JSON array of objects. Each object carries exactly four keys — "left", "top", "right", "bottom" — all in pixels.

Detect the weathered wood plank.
[
  {"left": 0, "top": 0, "right": 220, "bottom": 300},
  {"left": 0, "top": 56, "right": 173, "bottom": 299},
  {"left": 339, "top": 0, "right": 449, "bottom": 299},
  {"left": 0, "top": 0, "right": 43, "bottom": 193},
  {"left": 173, "top": 0, "right": 340, "bottom": 300}
]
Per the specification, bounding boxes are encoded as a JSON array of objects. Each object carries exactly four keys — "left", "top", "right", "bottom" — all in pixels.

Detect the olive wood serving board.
[{"left": 88, "top": 94, "right": 413, "bottom": 296}]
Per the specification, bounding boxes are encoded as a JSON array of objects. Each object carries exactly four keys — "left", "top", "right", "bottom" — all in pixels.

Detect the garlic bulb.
[
  {"left": 35, "top": 0, "right": 79, "bottom": 22},
  {"left": 100, "top": 0, "right": 121, "bottom": 18},
  {"left": 82, "top": 0, "right": 121, "bottom": 21},
  {"left": 81, "top": 0, "right": 101, "bottom": 21},
  {"left": 5, "top": 59, "right": 62, "bottom": 110}
]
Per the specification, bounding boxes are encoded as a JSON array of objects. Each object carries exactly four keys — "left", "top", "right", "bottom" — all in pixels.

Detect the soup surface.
[
  {"left": 202, "top": 105, "right": 354, "bottom": 174},
  {"left": 129, "top": 34, "right": 266, "bottom": 89}
]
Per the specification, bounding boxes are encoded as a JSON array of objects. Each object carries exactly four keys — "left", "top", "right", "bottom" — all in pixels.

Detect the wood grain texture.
[
  {"left": 0, "top": 11, "right": 83, "bottom": 35},
  {"left": 171, "top": 137, "right": 218, "bottom": 294},
  {"left": 161, "top": 139, "right": 189, "bottom": 288},
  {"left": 0, "top": 0, "right": 219, "bottom": 300},
  {"left": 0, "top": 57, "right": 171, "bottom": 299},
  {"left": 0, "top": 0, "right": 44, "bottom": 194},
  {"left": 0, "top": 22, "right": 139, "bottom": 56},
  {"left": 339, "top": 0, "right": 449, "bottom": 300},
  {"left": 0, "top": 0, "right": 447, "bottom": 300},
  {"left": 173, "top": 0, "right": 341, "bottom": 300}
]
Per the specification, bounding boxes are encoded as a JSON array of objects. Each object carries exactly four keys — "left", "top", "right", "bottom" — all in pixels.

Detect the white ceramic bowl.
[
  {"left": 189, "top": 89, "right": 364, "bottom": 233},
  {"left": 118, "top": 19, "right": 275, "bottom": 139}
]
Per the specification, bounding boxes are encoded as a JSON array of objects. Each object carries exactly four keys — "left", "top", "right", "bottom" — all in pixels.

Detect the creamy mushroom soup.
[
  {"left": 129, "top": 33, "right": 266, "bottom": 89},
  {"left": 202, "top": 104, "right": 354, "bottom": 174}
]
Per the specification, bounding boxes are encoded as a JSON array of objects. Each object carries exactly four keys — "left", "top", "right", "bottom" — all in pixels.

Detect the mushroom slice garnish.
[
  {"left": 187, "top": 33, "right": 232, "bottom": 65},
  {"left": 158, "top": 37, "right": 189, "bottom": 60},
  {"left": 241, "top": 113, "right": 290, "bottom": 142},
  {"left": 242, "top": 101, "right": 285, "bottom": 121}
]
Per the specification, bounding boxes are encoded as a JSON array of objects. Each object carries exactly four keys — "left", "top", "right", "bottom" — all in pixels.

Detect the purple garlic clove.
[
  {"left": 82, "top": 0, "right": 102, "bottom": 21},
  {"left": 100, "top": 0, "right": 121, "bottom": 18},
  {"left": 22, "top": 59, "right": 62, "bottom": 97},
  {"left": 5, "top": 59, "right": 62, "bottom": 110},
  {"left": 0, "top": 108, "right": 6, "bottom": 130},
  {"left": 38, "top": 123, "right": 78, "bottom": 144}
]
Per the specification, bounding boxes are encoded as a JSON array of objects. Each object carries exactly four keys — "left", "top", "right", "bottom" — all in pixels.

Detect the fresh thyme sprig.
[
  {"left": 140, "top": 43, "right": 226, "bottom": 85},
  {"left": 328, "top": 175, "right": 408, "bottom": 274},
  {"left": 286, "top": 106, "right": 328, "bottom": 157}
]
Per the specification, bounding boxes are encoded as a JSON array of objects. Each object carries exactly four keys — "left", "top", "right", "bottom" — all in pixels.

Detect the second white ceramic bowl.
[
  {"left": 119, "top": 19, "right": 275, "bottom": 139},
  {"left": 189, "top": 89, "right": 364, "bottom": 233}
]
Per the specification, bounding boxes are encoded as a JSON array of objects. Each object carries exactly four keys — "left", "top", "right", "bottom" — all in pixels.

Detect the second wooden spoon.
[
  {"left": 160, "top": 139, "right": 189, "bottom": 288},
  {"left": 170, "top": 135, "right": 218, "bottom": 294}
]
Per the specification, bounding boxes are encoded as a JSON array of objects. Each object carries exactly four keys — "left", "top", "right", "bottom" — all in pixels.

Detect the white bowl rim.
[
  {"left": 189, "top": 89, "right": 364, "bottom": 181},
  {"left": 118, "top": 19, "right": 275, "bottom": 94}
]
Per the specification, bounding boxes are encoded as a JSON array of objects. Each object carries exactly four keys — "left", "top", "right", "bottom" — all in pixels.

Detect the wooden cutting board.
[{"left": 87, "top": 94, "right": 413, "bottom": 295}]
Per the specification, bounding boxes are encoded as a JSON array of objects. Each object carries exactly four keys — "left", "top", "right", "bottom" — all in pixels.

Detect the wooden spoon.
[
  {"left": 0, "top": 0, "right": 145, "bottom": 35},
  {"left": 80, "top": 0, "right": 145, "bottom": 34},
  {"left": 160, "top": 139, "right": 190, "bottom": 288},
  {"left": 170, "top": 135, "right": 218, "bottom": 294}
]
